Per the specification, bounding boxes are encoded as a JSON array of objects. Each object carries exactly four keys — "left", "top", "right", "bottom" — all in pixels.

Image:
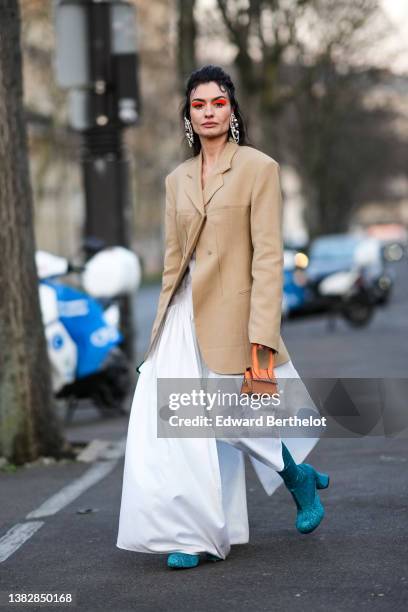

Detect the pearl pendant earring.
[{"left": 184, "top": 115, "right": 194, "bottom": 148}]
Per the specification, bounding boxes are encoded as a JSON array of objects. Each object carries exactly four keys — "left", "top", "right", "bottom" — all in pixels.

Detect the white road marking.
[
  {"left": 0, "top": 522, "right": 44, "bottom": 562},
  {"left": 26, "top": 459, "right": 118, "bottom": 519},
  {"left": 76, "top": 439, "right": 112, "bottom": 463},
  {"left": 0, "top": 437, "right": 126, "bottom": 562}
]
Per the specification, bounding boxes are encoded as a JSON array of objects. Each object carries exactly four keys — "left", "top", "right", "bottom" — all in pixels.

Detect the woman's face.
[{"left": 189, "top": 81, "right": 232, "bottom": 142}]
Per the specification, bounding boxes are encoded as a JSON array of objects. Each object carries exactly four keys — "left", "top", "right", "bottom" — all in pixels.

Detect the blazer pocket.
[{"left": 238, "top": 287, "right": 251, "bottom": 294}]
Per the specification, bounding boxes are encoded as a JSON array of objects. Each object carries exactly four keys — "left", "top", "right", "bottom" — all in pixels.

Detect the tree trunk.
[
  {"left": 176, "top": 0, "right": 197, "bottom": 92},
  {"left": 0, "top": 0, "right": 65, "bottom": 463}
]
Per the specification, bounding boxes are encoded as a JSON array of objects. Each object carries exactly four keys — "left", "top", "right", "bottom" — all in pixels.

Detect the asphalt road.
[
  {"left": 0, "top": 436, "right": 407, "bottom": 611},
  {"left": 0, "top": 258, "right": 407, "bottom": 611}
]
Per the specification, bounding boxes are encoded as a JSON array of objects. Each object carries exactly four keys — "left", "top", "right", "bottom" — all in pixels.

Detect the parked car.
[
  {"left": 288, "top": 234, "right": 392, "bottom": 326},
  {"left": 363, "top": 223, "right": 407, "bottom": 263},
  {"left": 310, "top": 233, "right": 394, "bottom": 303}
]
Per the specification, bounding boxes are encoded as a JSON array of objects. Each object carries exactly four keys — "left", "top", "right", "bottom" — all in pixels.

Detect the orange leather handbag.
[{"left": 240, "top": 344, "right": 279, "bottom": 396}]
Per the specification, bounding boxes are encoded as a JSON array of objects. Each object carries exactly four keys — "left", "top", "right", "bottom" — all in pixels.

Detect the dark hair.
[{"left": 180, "top": 64, "right": 253, "bottom": 156}]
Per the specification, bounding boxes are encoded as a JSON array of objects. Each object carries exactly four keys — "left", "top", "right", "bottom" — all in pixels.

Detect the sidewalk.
[{"left": 0, "top": 399, "right": 129, "bottom": 559}]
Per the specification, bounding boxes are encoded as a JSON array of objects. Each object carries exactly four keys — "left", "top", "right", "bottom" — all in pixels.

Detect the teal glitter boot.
[
  {"left": 167, "top": 552, "right": 223, "bottom": 569},
  {"left": 167, "top": 552, "right": 200, "bottom": 569},
  {"left": 278, "top": 443, "right": 330, "bottom": 534}
]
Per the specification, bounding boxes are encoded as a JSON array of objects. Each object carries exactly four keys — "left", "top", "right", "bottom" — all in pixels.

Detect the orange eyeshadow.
[{"left": 191, "top": 99, "right": 228, "bottom": 107}]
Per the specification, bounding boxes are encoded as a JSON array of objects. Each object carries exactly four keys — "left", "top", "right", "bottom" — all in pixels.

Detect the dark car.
[
  {"left": 286, "top": 234, "right": 394, "bottom": 326},
  {"left": 307, "top": 234, "right": 394, "bottom": 305}
]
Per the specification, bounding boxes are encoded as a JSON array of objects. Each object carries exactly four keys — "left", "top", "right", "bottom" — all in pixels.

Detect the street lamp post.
[{"left": 54, "top": 0, "right": 141, "bottom": 361}]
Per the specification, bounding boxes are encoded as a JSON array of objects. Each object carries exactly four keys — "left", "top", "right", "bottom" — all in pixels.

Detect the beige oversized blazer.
[{"left": 140, "top": 138, "right": 291, "bottom": 374}]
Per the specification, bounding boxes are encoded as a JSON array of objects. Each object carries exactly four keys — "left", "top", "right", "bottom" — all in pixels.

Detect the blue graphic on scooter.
[{"left": 42, "top": 280, "right": 122, "bottom": 379}]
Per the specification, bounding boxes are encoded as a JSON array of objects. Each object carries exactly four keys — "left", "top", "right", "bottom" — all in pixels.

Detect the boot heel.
[{"left": 315, "top": 471, "right": 330, "bottom": 489}]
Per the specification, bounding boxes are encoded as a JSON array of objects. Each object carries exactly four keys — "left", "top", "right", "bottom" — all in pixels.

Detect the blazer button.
[{"left": 207, "top": 250, "right": 212, "bottom": 255}]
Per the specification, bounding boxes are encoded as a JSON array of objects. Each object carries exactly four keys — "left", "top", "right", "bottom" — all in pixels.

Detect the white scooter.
[{"left": 37, "top": 246, "right": 142, "bottom": 421}]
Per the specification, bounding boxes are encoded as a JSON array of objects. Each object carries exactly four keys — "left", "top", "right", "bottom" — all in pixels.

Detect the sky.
[{"left": 380, "top": 0, "right": 408, "bottom": 73}]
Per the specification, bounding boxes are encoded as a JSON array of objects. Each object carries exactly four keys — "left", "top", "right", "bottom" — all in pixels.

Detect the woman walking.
[{"left": 116, "top": 65, "right": 329, "bottom": 569}]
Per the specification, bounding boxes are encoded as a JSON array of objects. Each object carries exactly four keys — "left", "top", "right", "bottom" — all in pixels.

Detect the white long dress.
[{"left": 116, "top": 250, "right": 318, "bottom": 559}]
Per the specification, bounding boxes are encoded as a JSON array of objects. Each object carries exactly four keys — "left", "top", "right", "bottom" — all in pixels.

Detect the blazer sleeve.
[
  {"left": 149, "top": 174, "right": 183, "bottom": 342},
  {"left": 248, "top": 160, "right": 284, "bottom": 354}
]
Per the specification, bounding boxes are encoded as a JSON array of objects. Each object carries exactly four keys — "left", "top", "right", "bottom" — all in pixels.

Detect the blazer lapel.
[{"left": 184, "top": 140, "right": 239, "bottom": 215}]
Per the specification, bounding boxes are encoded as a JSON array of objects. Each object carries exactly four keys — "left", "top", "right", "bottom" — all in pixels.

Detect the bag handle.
[{"left": 251, "top": 343, "right": 274, "bottom": 380}]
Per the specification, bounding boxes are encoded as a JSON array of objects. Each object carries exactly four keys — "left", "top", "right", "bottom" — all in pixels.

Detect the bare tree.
[
  {"left": 214, "top": 0, "right": 316, "bottom": 143},
  {"left": 289, "top": 61, "right": 400, "bottom": 239},
  {"left": 281, "top": 0, "right": 399, "bottom": 237},
  {"left": 0, "top": 0, "right": 65, "bottom": 463},
  {"left": 208, "top": 0, "right": 398, "bottom": 237}
]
